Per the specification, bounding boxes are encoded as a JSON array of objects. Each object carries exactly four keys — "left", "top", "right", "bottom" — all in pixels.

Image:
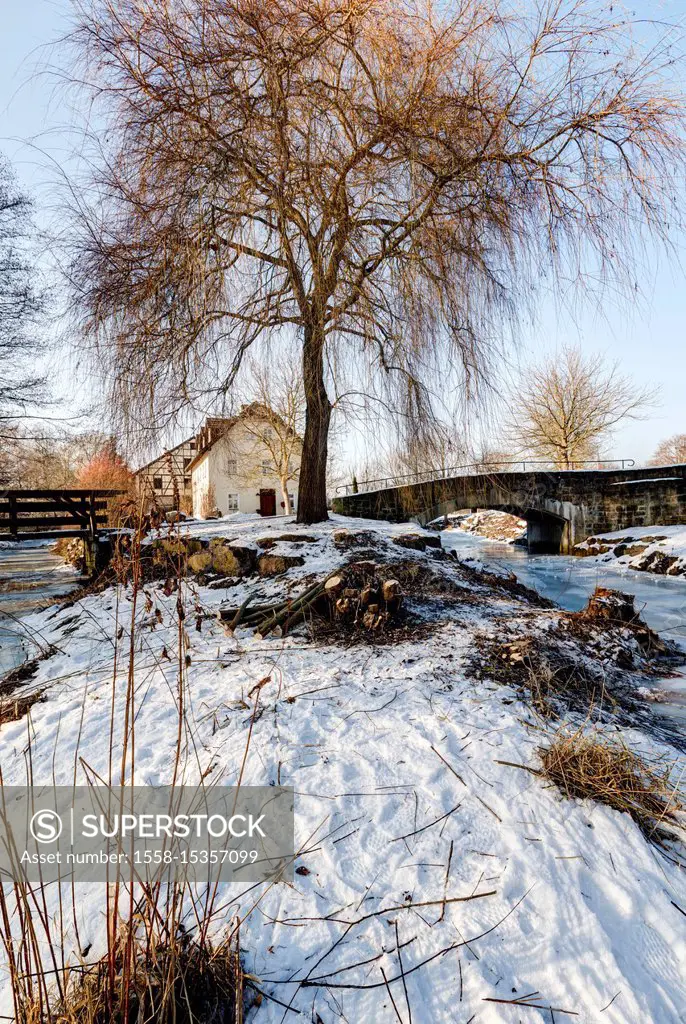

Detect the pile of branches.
[{"left": 218, "top": 562, "right": 404, "bottom": 639}]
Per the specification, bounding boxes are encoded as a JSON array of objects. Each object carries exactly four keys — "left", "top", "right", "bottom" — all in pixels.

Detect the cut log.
[
  {"left": 582, "top": 587, "right": 637, "bottom": 624},
  {"left": 324, "top": 575, "right": 344, "bottom": 595},
  {"left": 360, "top": 584, "right": 378, "bottom": 607},
  {"left": 382, "top": 579, "right": 401, "bottom": 602}
]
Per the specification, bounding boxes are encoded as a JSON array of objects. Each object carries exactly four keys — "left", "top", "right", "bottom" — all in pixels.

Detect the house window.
[
  {"left": 261, "top": 460, "right": 271, "bottom": 475},
  {"left": 227, "top": 493, "right": 239, "bottom": 512},
  {"left": 183, "top": 477, "right": 191, "bottom": 489},
  {"left": 183, "top": 457, "right": 191, "bottom": 470},
  {"left": 189, "top": 441, "right": 196, "bottom": 450},
  {"left": 152, "top": 476, "right": 163, "bottom": 490},
  {"left": 226, "top": 459, "right": 237, "bottom": 475}
]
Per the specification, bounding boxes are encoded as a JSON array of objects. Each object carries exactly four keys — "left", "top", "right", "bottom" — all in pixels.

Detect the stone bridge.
[{"left": 331, "top": 465, "right": 686, "bottom": 553}]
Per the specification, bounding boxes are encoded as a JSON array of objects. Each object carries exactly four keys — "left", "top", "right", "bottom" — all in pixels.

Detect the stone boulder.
[
  {"left": 188, "top": 550, "right": 213, "bottom": 573},
  {"left": 573, "top": 538, "right": 612, "bottom": 557},
  {"left": 634, "top": 550, "right": 681, "bottom": 576},
  {"left": 257, "top": 534, "right": 318, "bottom": 549},
  {"left": 333, "top": 529, "right": 377, "bottom": 549},
  {"left": 393, "top": 533, "right": 441, "bottom": 552},
  {"left": 257, "top": 553, "right": 305, "bottom": 576}
]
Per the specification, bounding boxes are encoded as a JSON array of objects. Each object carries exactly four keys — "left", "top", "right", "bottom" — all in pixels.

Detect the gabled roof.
[
  {"left": 135, "top": 436, "right": 195, "bottom": 475},
  {"left": 186, "top": 403, "right": 299, "bottom": 473}
]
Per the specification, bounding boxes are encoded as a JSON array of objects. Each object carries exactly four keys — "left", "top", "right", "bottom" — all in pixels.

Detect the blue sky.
[{"left": 1, "top": 0, "right": 684, "bottom": 464}]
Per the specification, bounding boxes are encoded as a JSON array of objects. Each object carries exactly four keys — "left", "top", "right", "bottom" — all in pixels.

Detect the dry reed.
[{"left": 539, "top": 728, "right": 684, "bottom": 845}]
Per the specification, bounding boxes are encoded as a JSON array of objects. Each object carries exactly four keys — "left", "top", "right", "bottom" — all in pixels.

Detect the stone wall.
[{"left": 332, "top": 465, "right": 686, "bottom": 553}]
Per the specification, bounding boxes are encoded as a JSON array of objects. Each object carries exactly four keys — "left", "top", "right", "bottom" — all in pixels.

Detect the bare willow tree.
[
  {"left": 238, "top": 357, "right": 305, "bottom": 514},
  {"left": 67, "top": 0, "right": 685, "bottom": 521},
  {"left": 509, "top": 347, "right": 655, "bottom": 468},
  {"left": 0, "top": 154, "right": 45, "bottom": 430},
  {"left": 649, "top": 433, "right": 686, "bottom": 466}
]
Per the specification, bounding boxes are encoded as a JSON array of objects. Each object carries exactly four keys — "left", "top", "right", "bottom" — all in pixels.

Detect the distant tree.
[
  {"left": 69, "top": 0, "right": 686, "bottom": 522},
  {"left": 509, "top": 348, "right": 655, "bottom": 469},
  {"left": 77, "top": 443, "right": 133, "bottom": 491},
  {"left": 649, "top": 433, "right": 686, "bottom": 466},
  {"left": 200, "top": 482, "right": 217, "bottom": 520},
  {"left": 238, "top": 357, "right": 305, "bottom": 515},
  {"left": 0, "top": 154, "right": 45, "bottom": 426},
  {"left": 469, "top": 446, "right": 514, "bottom": 473}
]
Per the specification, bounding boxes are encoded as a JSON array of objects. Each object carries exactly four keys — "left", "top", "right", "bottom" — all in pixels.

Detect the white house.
[{"left": 188, "top": 405, "right": 301, "bottom": 518}]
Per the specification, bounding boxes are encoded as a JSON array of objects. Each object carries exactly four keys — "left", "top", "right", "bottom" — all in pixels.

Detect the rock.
[
  {"left": 188, "top": 551, "right": 212, "bottom": 573},
  {"left": 257, "top": 534, "right": 318, "bottom": 549},
  {"left": 574, "top": 540, "right": 612, "bottom": 557},
  {"left": 151, "top": 537, "right": 202, "bottom": 563},
  {"left": 206, "top": 542, "right": 240, "bottom": 576},
  {"left": 333, "top": 529, "right": 377, "bottom": 549},
  {"left": 164, "top": 510, "right": 189, "bottom": 524},
  {"left": 634, "top": 551, "right": 680, "bottom": 575},
  {"left": 613, "top": 543, "right": 649, "bottom": 557},
  {"left": 53, "top": 537, "right": 86, "bottom": 572},
  {"left": 257, "top": 553, "right": 305, "bottom": 576},
  {"left": 393, "top": 533, "right": 441, "bottom": 551},
  {"left": 228, "top": 544, "right": 257, "bottom": 575}
]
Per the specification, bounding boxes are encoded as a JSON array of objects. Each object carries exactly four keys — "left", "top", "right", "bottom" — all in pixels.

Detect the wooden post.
[
  {"left": 8, "top": 494, "right": 17, "bottom": 537},
  {"left": 83, "top": 491, "right": 98, "bottom": 577}
]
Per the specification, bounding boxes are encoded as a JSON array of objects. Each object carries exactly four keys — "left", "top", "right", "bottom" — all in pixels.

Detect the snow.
[
  {"left": 575, "top": 526, "right": 686, "bottom": 577},
  {"left": 443, "top": 509, "right": 527, "bottom": 544},
  {"left": 1, "top": 515, "right": 685, "bottom": 1022}
]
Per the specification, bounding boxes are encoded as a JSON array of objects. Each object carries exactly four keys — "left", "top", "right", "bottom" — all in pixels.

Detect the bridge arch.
[
  {"left": 414, "top": 498, "right": 570, "bottom": 554},
  {"left": 332, "top": 465, "right": 686, "bottom": 554}
]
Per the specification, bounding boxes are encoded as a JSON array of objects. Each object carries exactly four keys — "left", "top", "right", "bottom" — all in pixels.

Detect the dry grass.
[
  {"left": 18, "top": 927, "right": 243, "bottom": 1024},
  {"left": 539, "top": 728, "right": 684, "bottom": 845},
  {"left": 0, "top": 688, "right": 46, "bottom": 725}
]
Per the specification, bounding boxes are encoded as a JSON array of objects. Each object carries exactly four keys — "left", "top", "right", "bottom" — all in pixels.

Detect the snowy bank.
[
  {"left": 443, "top": 509, "right": 527, "bottom": 544},
  {"left": 574, "top": 525, "right": 686, "bottom": 577},
  {"left": 0, "top": 515, "right": 685, "bottom": 1023}
]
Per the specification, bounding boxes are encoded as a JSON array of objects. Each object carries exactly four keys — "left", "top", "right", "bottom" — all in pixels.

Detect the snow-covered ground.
[
  {"left": 1, "top": 515, "right": 685, "bottom": 1023},
  {"left": 574, "top": 526, "right": 686, "bottom": 577},
  {"left": 445, "top": 509, "right": 527, "bottom": 544}
]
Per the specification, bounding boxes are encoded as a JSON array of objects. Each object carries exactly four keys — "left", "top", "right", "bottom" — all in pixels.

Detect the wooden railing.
[{"left": 0, "top": 490, "right": 124, "bottom": 573}]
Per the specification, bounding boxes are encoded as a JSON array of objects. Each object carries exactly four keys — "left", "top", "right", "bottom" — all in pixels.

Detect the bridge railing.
[{"left": 336, "top": 459, "right": 636, "bottom": 496}]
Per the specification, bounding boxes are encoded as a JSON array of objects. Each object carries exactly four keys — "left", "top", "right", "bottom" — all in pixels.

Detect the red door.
[{"left": 259, "top": 489, "right": 276, "bottom": 516}]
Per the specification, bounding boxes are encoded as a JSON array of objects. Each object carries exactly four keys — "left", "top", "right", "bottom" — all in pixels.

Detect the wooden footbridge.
[{"left": 0, "top": 490, "right": 122, "bottom": 574}]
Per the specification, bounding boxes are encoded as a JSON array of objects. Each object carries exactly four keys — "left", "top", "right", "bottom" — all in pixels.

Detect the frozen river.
[
  {"left": 440, "top": 528, "right": 686, "bottom": 710},
  {"left": 0, "top": 544, "right": 81, "bottom": 676}
]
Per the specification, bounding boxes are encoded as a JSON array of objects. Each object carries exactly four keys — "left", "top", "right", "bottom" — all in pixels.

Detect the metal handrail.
[{"left": 336, "top": 459, "right": 636, "bottom": 496}]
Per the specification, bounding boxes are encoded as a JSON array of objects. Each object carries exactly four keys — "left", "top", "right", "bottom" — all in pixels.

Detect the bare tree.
[
  {"left": 238, "top": 357, "right": 304, "bottom": 514},
  {"left": 649, "top": 433, "right": 686, "bottom": 466},
  {"left": 67, "top": 0, "right": 685, "bottom": 522},
  {"left": 468, "top": 444, "right": 514, "bottom": 473},
  {"left": 0, "top": 154, "right": 45, "bottom": 427},
  {"left": 509, "top": 347, "right": 655, "bottom": 469}
]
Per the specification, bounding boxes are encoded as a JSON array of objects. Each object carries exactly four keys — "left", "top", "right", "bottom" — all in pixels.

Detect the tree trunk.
[
  {"left": 297, "top": 322, "right": 331, "bottom": 524},
  {"left": 280, "top": 476, "right": 292, "bottom": 515}
]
